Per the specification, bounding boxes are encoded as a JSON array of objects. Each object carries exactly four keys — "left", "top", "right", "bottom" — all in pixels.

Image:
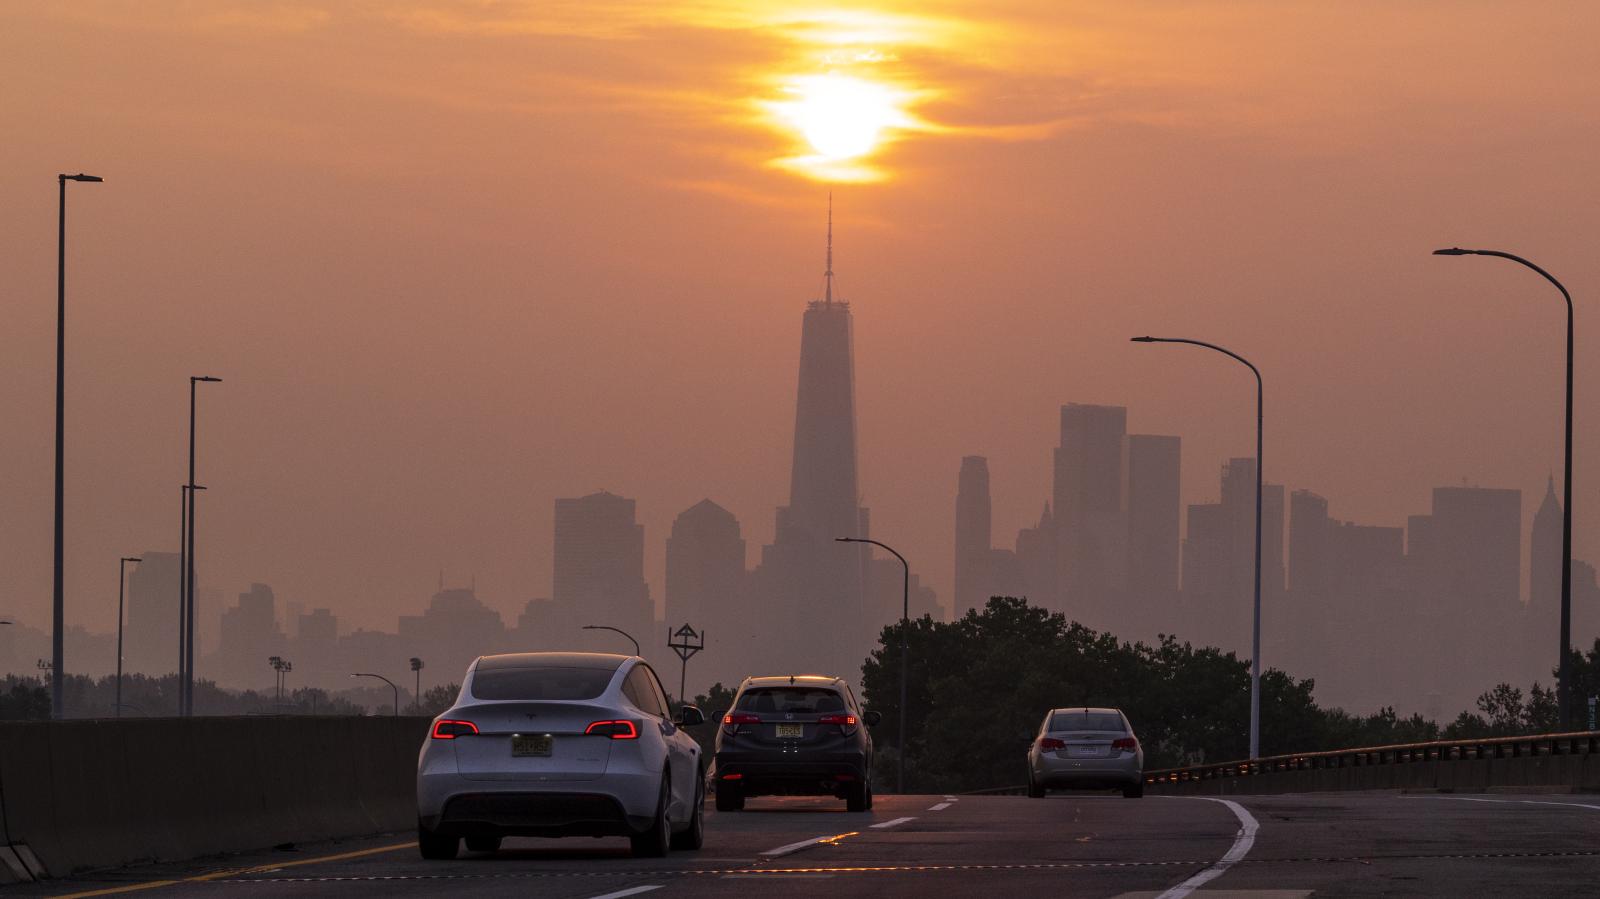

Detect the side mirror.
[
  {"left": 864, "top": 710, "right": 883, "bottom": 727},
  {"left": 710, "top": 709, "right": 727, "bottom": 724},
  {"left": 676, "top": 705, "right": 705, "bottom": 727}
]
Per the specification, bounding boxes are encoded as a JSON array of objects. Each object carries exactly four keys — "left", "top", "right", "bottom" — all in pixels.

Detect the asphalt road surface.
[{"left": 26, "top": 791, "right": 1600, "bottom": 898}]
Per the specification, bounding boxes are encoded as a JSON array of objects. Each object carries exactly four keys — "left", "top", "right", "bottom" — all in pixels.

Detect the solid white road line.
[
  {"left": 1155, "top": 798, "right": 1260, "bottom": 899},
  {"left": 928, "top": 801, "right": 953, "bottom": 811},
  {"left": 1410, "top": 796, "right": 1600, "bottom": 812},
  {"left": 871, "top": 816, "right": 917, "bottom": 829},
  {"left": 585, "top": 887, "right": 663, "bottom": 899}
]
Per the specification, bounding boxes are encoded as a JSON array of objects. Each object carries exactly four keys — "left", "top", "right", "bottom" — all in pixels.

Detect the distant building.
[
  {"left": 1054, "top": 403, "right": 1128, "bottom": 625},
  {"left": 1127, "top": 434, "right": 1181, "bottom": 630},
  {"left": 1014, "top": 503, "right": 1057, "bottom": 608},
  {"left": 553, "top": 491, "right": 654, "bottom": 654},
  {"left": 216, "top": 583, "right": 286, "bottom": 689},
  {"left": 399, "top": 585, "right": 507, "bottom": 682},
  {"left": 123, "top": 551, "right": 180, "bottom": 676},
  {"left": 665, "top": 499, "right": 749, "bottom": 690},
  {"left": 954, "top": 456, "right": 994, "bottom": 617}
]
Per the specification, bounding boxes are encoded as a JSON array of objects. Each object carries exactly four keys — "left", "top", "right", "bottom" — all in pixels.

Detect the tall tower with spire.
[{"left": 754, "top": 197, "right": 870, "bottom": 681}]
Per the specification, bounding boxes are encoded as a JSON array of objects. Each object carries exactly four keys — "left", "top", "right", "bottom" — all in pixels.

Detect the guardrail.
[{"left": 1144, "top": 729, "right": 1600, "bottom": 795}]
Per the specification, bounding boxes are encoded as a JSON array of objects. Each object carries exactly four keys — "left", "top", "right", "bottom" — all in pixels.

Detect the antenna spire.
[{"left": 824, "top": 192, "right": 834, "bottom": 305}]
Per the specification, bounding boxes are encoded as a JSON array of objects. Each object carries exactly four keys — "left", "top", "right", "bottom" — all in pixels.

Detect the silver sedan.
[
  {"left": 1026, "top": 707, "right": 1144, "bottom": 798},
  {"left": 417, "top": 652, "right": 706, "bottom": 858}
]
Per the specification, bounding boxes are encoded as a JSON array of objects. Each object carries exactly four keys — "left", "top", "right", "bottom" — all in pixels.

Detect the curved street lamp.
[
  {"left": 352, "top": 672, "right": 400, "bottom": 716},
  {"left": 582, "top": 624, "right": 640, "bottom": 656},
  {"left": 1434, "top": 248, "right": 1575, "bottom": 726},
  {"left": 1132, "top": 335, "right": 1264, "bottom": 760},
  {"left": 837, "top": 536, "right": 910, "bottom": 794}
]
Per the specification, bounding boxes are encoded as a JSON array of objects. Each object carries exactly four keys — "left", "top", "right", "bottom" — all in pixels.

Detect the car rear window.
[
  {"left": 1051, "top": 711, "right": 1125, "bottom": 732},
  {"left": 470, "top": 666, "right": 615, "bottom": 701},
  {"left": 735, "top": 687, "right": 847, "bottom": 714}
]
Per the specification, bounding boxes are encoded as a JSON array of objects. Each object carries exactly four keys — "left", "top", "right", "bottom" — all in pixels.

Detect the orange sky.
[{"left": 2, "top": 2, "right": 1598, "bottom": 662}]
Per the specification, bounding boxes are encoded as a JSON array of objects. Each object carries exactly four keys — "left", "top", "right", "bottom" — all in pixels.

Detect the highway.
[{"left": 25, "top": 792, "right": 1600, "bottom": 898}]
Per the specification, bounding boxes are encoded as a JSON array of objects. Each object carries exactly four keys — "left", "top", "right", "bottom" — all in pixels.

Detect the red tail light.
[
  {"left": 818, "top": 714, "right": 858, "bottom": 727},
  {"left": 1038, "top": 737, "right": 1065, "bottom": 751},
  {"left": 722, "top": 712, "right": 761, "bottom": 733},
  {"left": 1112, "top": 737, "right": 1138, "bottom": 751},
  {"left": 585, "top": 719, "right": 639, "bottom": 740},
  {"left": 432, "top": 719, "right": 478, "bottom": 739}
]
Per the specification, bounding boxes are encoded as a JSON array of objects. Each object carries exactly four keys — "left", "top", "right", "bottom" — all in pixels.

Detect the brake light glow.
[
  {"left": 585, "top": 720, "right": 640, "bottom": 739},
  {"left": 721, "top": 772, "right": 743, "bottom": 780},
  {"left": 722, "top": 712, "right": 761, "bottom": 726},
  {"left": 818, "top": 714, "right": 858, "bottom": 727},
  {"left": 1038, "top": 737, "right": 1065, "bottom": 751},
  {"left": 431, "top": 719, "right": 478, "bottom": 739},
  {"left": 1112, "top": 737, "right": 1139, "bottom": 752}
]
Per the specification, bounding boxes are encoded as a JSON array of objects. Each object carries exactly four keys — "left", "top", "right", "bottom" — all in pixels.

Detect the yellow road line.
[{"left": 50, "top": 841, "right": 413, "bottom": 898}]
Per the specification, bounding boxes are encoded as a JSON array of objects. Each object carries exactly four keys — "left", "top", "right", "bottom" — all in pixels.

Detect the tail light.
[
  {"left": 1038, "top": 737, "right": 1065, "bottom": 751},
  {"left": 585, "top": 720, "right": 640, "bottom": 740},
  {"left": 819, "top": 713, "right": 858, "bottom": 732},
  {"left": 722, "top": 712, "right": 761, "bottom": 734},
  {"left": 1112, "top": 737, "right": 1139, "bottom": 752},
  {"left": 431, "top": 719, "right": 478, "bottom": 739}
]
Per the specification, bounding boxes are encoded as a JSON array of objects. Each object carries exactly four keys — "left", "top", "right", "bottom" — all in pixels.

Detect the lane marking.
[
  {"left": 760, "top": 831, "right": 860, "bottom": 858},
  {"left": 1155, "top": 798, "right": 1259, "bottom": 899},
  {"left": 928, "top": 801, "right": 953, "bottom": 811},
  {"left": 870, "top": 816, "right": 916, "bottom": 829},
  {"left": 1407, "top": 796, "right": 1600, "bottom": 812},
  {"left": 586, "top": 887, "right": 663, "bottom": 899},
  {"left": 50, "top": 842, "right": 413, "bottom": 898},
  {"left": 723, "top": 874, "right": 835, "bottom": 879}
]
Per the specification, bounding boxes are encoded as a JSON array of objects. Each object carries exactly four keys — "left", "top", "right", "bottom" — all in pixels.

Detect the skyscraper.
[
  {"left": 123, "top": 551, "right": 180, "bottom": 676},
  {"left": 954, "top": 456, "right": 994, "bottom": 617},
  {"left": 666, "top": 499, "right": 748, "bottom": 688},
  {"left": 1054, "top": 403, "right": 1129, "bottom": 627},
  {"left": 753, "top": 202, "right": 870, "bottom": 681},
  {"left": 553, "top": 491, "right": 653, "bottom": 653},
  {"left": 1127, "top": 434, "right": 1181, "bottom": 598}
]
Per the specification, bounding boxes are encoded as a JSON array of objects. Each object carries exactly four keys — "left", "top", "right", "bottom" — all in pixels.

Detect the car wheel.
[
  {"left": 418, "top": 820, "right": 459, "bottom": 860},
  {"left": 630, "top": 772, "right": 672, "bottom": 858},
  {"left": 846, "top": 780, "right": 869, "bottom": 812},
  {"left": 1122, "top": 781, "right": 1144, "bottom": 799},
  {"left": 670, "top": 770, "right": 706, "bottom": 851},
  {"left": 464, "top": 835, "right": 502, "bottom": 853},
  {"left": 1027, "top": 772, "right": 1045, "bottom": 799},
  {"left": 715, "top": 781, "right": 744, "bottom": 812}
]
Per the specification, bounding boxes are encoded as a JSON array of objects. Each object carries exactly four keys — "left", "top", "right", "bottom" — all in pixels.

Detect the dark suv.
[{"left": 712, "top": 675, "right": 880, "bottom": 811}]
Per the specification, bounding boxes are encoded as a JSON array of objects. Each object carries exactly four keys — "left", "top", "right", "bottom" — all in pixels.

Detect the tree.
[{"left": 419, "top": 683, "right": 460, "bottom": 716}]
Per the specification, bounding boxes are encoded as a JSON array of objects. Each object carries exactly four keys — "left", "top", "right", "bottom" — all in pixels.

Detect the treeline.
[{"left": 858, "top": 596, "right": 1600, "bottom": 793}]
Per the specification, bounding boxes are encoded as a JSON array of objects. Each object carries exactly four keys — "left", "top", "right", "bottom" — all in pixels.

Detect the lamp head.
[
  {"left": 1432, "top": 248, "right": 1472, "bottom": 256},
  {"left": 194, "top": 376, "right": 222, "bottom": 383},
  {"left": 1130, "top": 336, "right": 1157, "bottom": 343},
  {"left": 123, "top": 556, "right": 142, "bottom": 563},
  {"left": 60, "top": 173, "right": 103, "bottom": 183}
]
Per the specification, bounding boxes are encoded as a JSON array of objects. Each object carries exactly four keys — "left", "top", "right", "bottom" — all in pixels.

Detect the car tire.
[
  {"left": 418, "top": 821, "right": 459, "bottom": 860},
  {"left": 1026, "top": 773, "right": 1045, "bottom": 798},
  {"left": 864, "top": 779, "right": 873, "bottom": 810},
  {"left": 846, "top": 780, "right": 869, "bottom": 812},
  {"left": 1122, "top": 781, "right": 1144, "bottom": 799},
  {"left": 670, "top": 770, "right": 706, "bottom": 851},
  {"left": 464, "top": 835, "right": 502, "bottom": 853},
  {"left": 715, "top": 782, "right": 744, "bottom": 812},
  {"left": 630, "top": 773, "right": 672, "bottom": 858}
]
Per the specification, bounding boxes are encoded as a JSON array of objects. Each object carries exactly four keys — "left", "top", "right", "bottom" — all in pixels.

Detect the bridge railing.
[{"left": 1143, "top": 729, "right": 1600, "bottom": 786}]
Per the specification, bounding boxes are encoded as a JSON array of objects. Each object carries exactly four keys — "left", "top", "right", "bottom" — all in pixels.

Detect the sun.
[{"left": 769, "top": 72, "right": 915, "bottom": 169}]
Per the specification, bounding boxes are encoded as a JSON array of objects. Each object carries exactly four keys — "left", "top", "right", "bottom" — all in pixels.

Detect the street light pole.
[
  {"left": 185, "top": 376, "right": 221, "bottom": 716},
  {"left": 582, "top": 624, "right": 640, "bottom": 656},
  {"left": 116, "top": 556, "right": 141, "bottom": 719},
  {"left": 836, "top": 536, "right": 909, "bottom": 793},
  {"left": 1434, "top": 248, "right": 1575, "bottom": 727},
  {"left": 179, "top": 484, "right": 205, "bottom": 711},
  {"left": 53, "top": 172, "right": 103, "bottom": 719},
  {"left": 352, "top": 673, "right": 400, "bottom": 716},
  {"left": 410, "top": 657, "right": 424, "bottom": 714},
  {"left": 1132, "top": 336, "right": 1264, "bottom": 759}
]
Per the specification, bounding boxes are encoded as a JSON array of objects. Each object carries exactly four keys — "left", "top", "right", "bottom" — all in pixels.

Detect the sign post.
[{"left": 666, "top": 623, "right": 705, "bottom": 707}]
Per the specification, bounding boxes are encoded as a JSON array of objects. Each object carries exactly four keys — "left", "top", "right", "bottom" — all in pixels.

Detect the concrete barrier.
[
  {"left": 1146, "top": 730, "right": 1600, "bottom": 797},
  {"left": 0, "top": 716, "right": 430, "bottom": 877}
]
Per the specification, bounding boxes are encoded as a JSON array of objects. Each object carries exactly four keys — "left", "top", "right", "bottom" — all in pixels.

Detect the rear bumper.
[
  {"left": 714, "top": 750, "right": 868, "bottom": 796},
  {"left": 421, "top": 791, "right": 653, "bottom": 838},
  {"left": 1033, "top": 753, "right": 1142, "bottom": 788}
]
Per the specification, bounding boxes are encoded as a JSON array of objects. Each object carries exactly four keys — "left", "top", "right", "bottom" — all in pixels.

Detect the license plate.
[
  {"left": 1071, "top": 746, "right": 1102, "bottom": 757},
  {"left": 775, "top": 724, "right": 804, "bottom": 739},
  {"left": 512, "top": 733, "right": 552, "bottom": 757}
]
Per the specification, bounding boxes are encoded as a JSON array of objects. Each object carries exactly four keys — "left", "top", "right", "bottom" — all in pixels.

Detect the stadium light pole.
[
  {"left": 184, "top": 376, "right": 222, "bottom": 716},
  {"left": 1434, "top": 248, "right": 1575, "bottom": 728},
  {"left": 1131, "top": 335, "right": 1264, "bottom": 759},
  {"left": 837, "top": 536, "right": 909, "bottom": 793},
  {"left": 53, "top": 172, "right": 103, "bottom": 719},
  {"left": 582, "top": 624, "right": 640, "bottom": 656},
  {"left": 116, "top": 556, "right": 142, "bottom": 719},
  {"left": 410, "top": 657, "right": 425, "bottom": 714},
  {"left": 352, "top": 673, "right": 400, "bottom": 716}
]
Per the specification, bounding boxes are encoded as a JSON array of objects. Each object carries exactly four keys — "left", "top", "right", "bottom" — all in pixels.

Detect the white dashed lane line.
[
  {"left": 871, "top": 816, "right": 917, "bottom": 829},
  {"left": 586, "top": 886, "right": 663, "bottom": 899},
  {"left": 928, "top": 801, "right": 953, "bottom": 811},
  {"left": 761, "top": 831, "right": 860, "bottom": 858}
]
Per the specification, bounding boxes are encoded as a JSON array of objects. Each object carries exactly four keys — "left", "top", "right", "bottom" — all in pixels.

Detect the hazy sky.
[{"left": 3, "top": 1, "right": 1598, "bottom": 643}]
